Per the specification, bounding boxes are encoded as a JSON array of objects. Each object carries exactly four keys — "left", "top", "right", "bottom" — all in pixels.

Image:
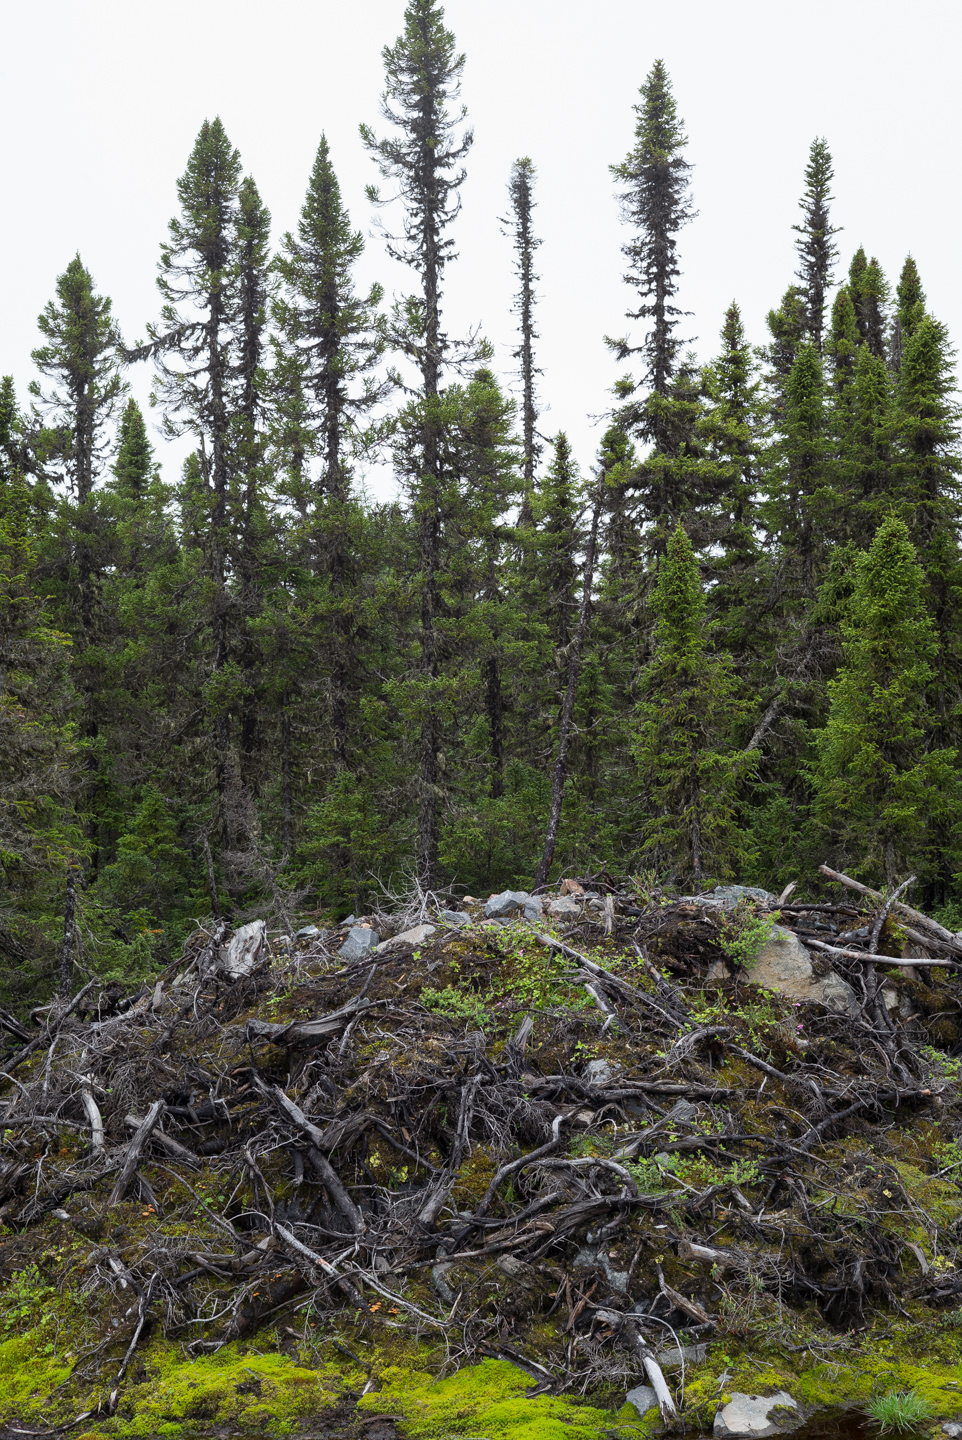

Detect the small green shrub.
[
  {"left": 718, "top": 899, "right": 778, "bottom": 970},
  {"left": 865, "top": 1389, "right": 934, "bottom": 1433},
  {"left": 420, "top": 984, "right": 490, "bottom": 1028}
]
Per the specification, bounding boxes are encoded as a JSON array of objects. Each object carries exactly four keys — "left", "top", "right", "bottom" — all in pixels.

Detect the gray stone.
[
  {"left": 547, "top": 896, "right": 582, "bottom": 918},
  {"left": 625, "top": 1384, "right": 658, "bottom": 1417},
  {"left": 714, "top": 1392, "right": 798, "bottom": 1438},
  {"left": 440, "top": 910, "right": 471, "bottom": 927},
  {"left": 749, "top": 926, "right": 859, "bottom": 1015},
  {"left": 707, "top": 957, "right": 732, "bottom": 982},
  {"left": 485, "top": 890, "right": 530, "bottom": 918},
  {"left": 941, "top": 1425, "right": 962, "bottom": 1439},
  {"left": 523, "top": 896, "right": 544, "bottom": 922},
  {"left": 376, "top": 923, "right": 436, "bottom": 952},
  {"left": 585, "top": 1058, "right": 622, "bottom": 1086},
  {"left": 338, "top": 925, "right": 380, "bottom": 962},
  {"left": 708, "top": 885, "right": 777, "bottom": 909},
  {"left": 656, "top": 1341, "right": 710, "bottom": 1372},
  {"left": 295, "top": 925, "right": 321, "bottom": 941}
]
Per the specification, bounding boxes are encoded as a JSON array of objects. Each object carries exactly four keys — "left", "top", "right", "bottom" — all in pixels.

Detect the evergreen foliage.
[{"left": 5, "top": 38, "right": 962, "bottom": 1000}]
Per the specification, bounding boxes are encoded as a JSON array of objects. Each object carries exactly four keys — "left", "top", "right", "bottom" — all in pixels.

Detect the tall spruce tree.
[
  {"left": 849, "top": 249, "right": 888, "bottom": 360},
  {"left": 361, "top": 0, "right": 474, "bottom": 885},
  {"left": 503, "top": 157, "right": 541, "bottom": 496},
  {"left": 273, "top": 135, "right": 388, "bottom": 790},
  {"left": 812, "top": 515, "right": 958, "bottom": 884},
  {"left": 608, "top": 59, "right": 694, "bottom": 446},
  {"left": 137, "top": 118, "right": 247, "bottom": 850},
  {"left": 891, "top": 255, "right": 926, "bottom": 374},
  {"left": 793, "top": 139, "right": 840, "bottom": 355},
  {"left": 632, "top": 521, "right": 752, "bottom": 885}
]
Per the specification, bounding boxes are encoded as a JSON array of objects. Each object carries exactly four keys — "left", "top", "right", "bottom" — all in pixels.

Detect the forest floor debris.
[{"left": 3, "top": 868, "right": 962, "bottom": 1438}]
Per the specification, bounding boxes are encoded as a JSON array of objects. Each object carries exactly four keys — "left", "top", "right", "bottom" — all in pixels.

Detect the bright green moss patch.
[
  {"left": 359, "top": 1358, "right": 647, "bottom": 1440},
  {"left": 112, "top": 1341, "right": 349, "bottom": 1437},
  {"left": 0, "top": 1337, "right": 75, "bottom": 1422}
]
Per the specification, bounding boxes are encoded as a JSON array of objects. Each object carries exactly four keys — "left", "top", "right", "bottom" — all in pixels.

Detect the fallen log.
[
  {"left": 109, "top": 1101, "right": 165, "bottom": 1206},
  {"left": 819, "top": 864, "right": 962, "bottom": 952}
]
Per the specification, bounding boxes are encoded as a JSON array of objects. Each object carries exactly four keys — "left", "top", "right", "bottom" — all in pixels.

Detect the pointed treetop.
[
  {"left": 111, "top": 398, "right": 156, "bottom": 499},
  {"left": 631, "top": 59, "right": 687, "bottom": 161}
]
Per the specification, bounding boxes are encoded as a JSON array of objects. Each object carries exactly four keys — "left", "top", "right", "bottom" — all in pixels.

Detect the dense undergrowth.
[{"left": 1, "top": 880, "right": 962, "bottom": 1438}]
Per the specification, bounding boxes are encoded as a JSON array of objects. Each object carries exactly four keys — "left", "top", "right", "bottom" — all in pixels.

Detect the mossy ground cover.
[{"left": 3, "top": 892, "right": 962, "bottom": 1436}]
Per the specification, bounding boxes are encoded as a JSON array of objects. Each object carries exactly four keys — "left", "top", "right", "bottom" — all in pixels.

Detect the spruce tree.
[
  {"left": 768, "top": 342, "right": 829, "bottom": 598},
  {"left": 699, "top": 303, "right": 763, "bottom": 652},
  {"left": 812, "top": 515, "right": 957, "bottom": 883},
  {"left": 764, "top": 285, "right": 808, "bottom": 414},
  {"left": 792, "top": 139, "right": 840, "bottom": 355},
  {"left": 274, "top": 135, "right": 387, "bottom": 501},
  {"left": 849, "top": 249, "right": 888, "bottom": 360},
  {"left": 890, "top": 255, "right": 925, "bottom": 373},
  {"left": 273, "top": 135, "right": 388, "bottom": 793},
  {"left": 827, "top": 287, "right": 860, "bottom": 397},
  {"left": 503, "top": 157, "right": 542, "bottom": 495},
  {"left": 361, "top": 0, "right": 474, "bottom": 884},
  {"left": 608, "top": 59, "right": 694, "bottom": 444},
  {"left": 632, "top": 521, "right": 752, "bottom": 886}
]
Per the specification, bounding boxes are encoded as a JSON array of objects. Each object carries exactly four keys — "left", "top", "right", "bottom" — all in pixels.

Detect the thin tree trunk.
[
  {"left": 281, "top": 703, "right": 293, "bottom": 858},
  {"left": 484, "top": 654, "right": 505, "bottom": 799},
  {"left": 202, "top": 835, "right": 219, "bottom": 919},
  {"left": 534, "top": 489, "right": 602, "bottom": 890},
  {"left": 59, "top": 872, "right": 78, "bottom": 997}
]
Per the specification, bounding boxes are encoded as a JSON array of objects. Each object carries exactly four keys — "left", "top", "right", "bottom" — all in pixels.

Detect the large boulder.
[
  {"left": 338, "top": 926, "right": 380, "bottom": 962},
  {"left": 749, "top": 926, "right": 859, "bottom": 1015},
  {"left": 485, "top": 890, "right": 543, "bottom": 920},
  {"left": 714, "top": 1392, "right": 799, "bottom": 1438}
]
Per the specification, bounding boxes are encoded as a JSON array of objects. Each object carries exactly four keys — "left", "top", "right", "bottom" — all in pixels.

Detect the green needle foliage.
[
  {"left": 632, "top": 522, "right": 755, "bottom": 887},
  {"left": 812, "top": 515, "right": 958, "bottom": 884}
]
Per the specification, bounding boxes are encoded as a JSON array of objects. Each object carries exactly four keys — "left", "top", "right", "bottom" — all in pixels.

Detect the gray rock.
[
  {"left": 523, "top": 896, "right": 544, "bottom": 922},
  {"left": 656, "top": 1341, "right": 710, "bottom": 1372},
  {"left": 547, "top": 896, "right": 582, "bottom": 918},
  {"left": 708, "top": 885, "right": 777, "bottom": 909},
  {"left": 585, "top": 1058, "right": 622, "bottom": 1086},
  {"left": 941, "top": 1425, "right": 962, "bottom": 1439},
  {"left": 376, "top": 923, "right": 436, "bottom": 952},
  {"left": 485, "top": 890, "right": 530, "bottom": 918},
  {"left": 625, "top": 1384, "right": 658, "bottom": 1417},
  {"left": 295, "top": 925, "right": 321, "bottom": 941},
  {"left": 749, "top": 926, "right": 859, "bottom": 1015},
  {"left": 338, "top": 925, "right": 380, "bottom": 962},
  {"left": 707, "top": 957, "right": 732, "bottom": 982},
  {"left": 440, "top": 910, "right": 471, "bottom": 927},
  {"left": 714, "top": 1392, "right": 798, "bottom": 1438}
]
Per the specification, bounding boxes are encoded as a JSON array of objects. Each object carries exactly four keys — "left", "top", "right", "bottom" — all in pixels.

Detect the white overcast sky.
[{"left": 2, "top": 0, "right": 960, "bottom": 498}]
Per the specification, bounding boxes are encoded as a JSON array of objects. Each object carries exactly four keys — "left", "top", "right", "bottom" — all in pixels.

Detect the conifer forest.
[
  {"left": 9, "top": 4, "right": 962, "bottom": 1434},
  {"left": 6, "top": 8, "right": 958, "bottom": 1005}
]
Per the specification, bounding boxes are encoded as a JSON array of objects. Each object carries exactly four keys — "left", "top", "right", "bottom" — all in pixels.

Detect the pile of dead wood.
[{"left": 1, "top": 864, "right": 961, "bottom": 1424}]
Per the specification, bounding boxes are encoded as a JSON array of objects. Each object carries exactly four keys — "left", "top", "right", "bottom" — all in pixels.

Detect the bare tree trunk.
[
  {"left": 58, "top": 872, "right": 78, "bottom": 997},
  {"left": 202, "top": 835, "right": 219, "bottom": 919},
  {"left": 484, "top": 655, "right": 505, "bottom": 799},
  {"left": 280, "top": 704, "right": 293, "bottom": 858},
  {"left": 534, "top": 489, "right": 602, "bottom": 890}
]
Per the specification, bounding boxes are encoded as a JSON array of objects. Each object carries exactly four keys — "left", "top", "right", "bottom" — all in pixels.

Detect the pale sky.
[{"left": 3, "top": 0, "right": 960, "bottom": 497}]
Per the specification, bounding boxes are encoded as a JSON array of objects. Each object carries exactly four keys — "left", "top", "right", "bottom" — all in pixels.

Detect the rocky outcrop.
[{"left": 749, "top": 926, "right": 859, "bottom": 1015}]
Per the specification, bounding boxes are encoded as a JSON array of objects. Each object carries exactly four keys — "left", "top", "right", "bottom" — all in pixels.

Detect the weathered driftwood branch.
[
  {"left": 123, "top": 1114, "right": 198, "bottom": 1166},
  {"left": 245, "top": 995, "right": 384, "bottom": 1045},
  {"left": 803, "top": 936, "right": 952, "bottom": 967},
  {"left": 108, "top": 1101, "right": 165, "bottom": 1206},
  {"left": 595, "top": 1307, "right": 677, "bottom": 1419},
  {"left": 81, "top": 1085, "right": 103, "bottom": 1149},
  {"left": 254, "top": 1076, "right": 365, "bottom": 1235},
  {"left": 819, "top": 864, "right": 962, "bottom": 950}
]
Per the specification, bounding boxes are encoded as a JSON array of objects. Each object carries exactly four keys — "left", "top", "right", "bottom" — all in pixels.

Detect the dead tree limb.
[{"left": 109, "top": 1101, "right": 165, "bottom": 1206}]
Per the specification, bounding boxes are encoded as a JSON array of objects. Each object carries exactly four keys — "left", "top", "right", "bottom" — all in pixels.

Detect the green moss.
[
  {"left": 113, "top": 1341, "right": 350, "bottom": 1437},
  {"left": 0, "top": 1337, "right": 75, "bottom": 1422},
  {"left": 359, "top": 1358, "right": 647, "bottom": 1440}
]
